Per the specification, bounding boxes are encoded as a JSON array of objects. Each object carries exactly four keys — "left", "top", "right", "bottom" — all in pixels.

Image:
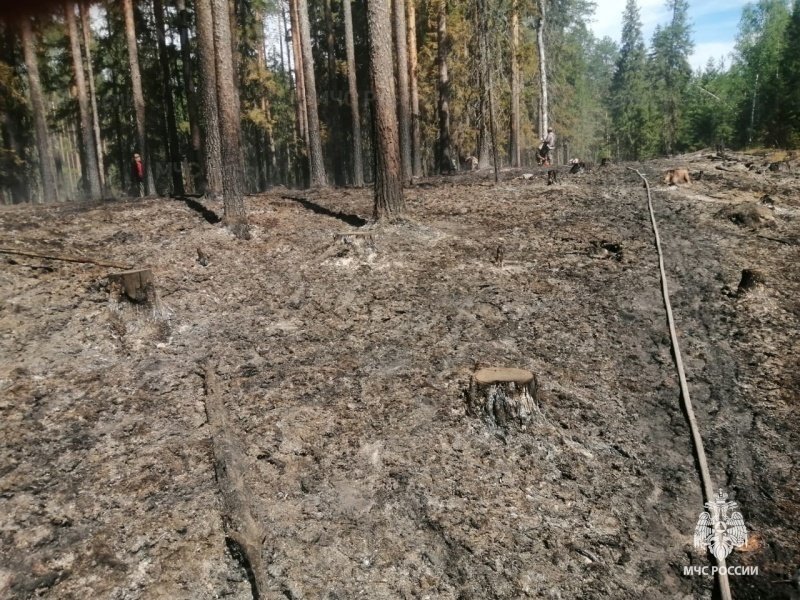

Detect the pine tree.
[
  {"left": 343, "top": 0, "right": 364, "bottom": 187},
  {"left": 649, "top": 0, "right": 693, "bottom": 155},
  {"left": 367, "top": 0, "right": 404, "bottom": 219},
  {"left": 779, "top": 0, "right": 800, "bottom": 146},
  {"left": 296, "top": 0, "right": 327, "bottom": 187},
  {"left": 610, "top": 0, "right": 651, "bottom": 160}
]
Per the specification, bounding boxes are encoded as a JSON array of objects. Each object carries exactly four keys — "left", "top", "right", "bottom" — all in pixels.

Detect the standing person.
[
  {"left": 539, "top": 127, "right": 556, "bottom": 166},
  {"left": 131, "top": 153, "right": 145, "bottom": 197}
]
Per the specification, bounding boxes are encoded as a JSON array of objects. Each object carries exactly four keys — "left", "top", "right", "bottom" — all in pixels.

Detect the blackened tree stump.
[
  {"left": 738, "top": 269, "right": 766, "bottom": 294},
  {"left": 467, "top": 367, "right": 539, "bottom": 429},
  {"left": 108, "top": 269, "right": 155, "bottom": 303}
]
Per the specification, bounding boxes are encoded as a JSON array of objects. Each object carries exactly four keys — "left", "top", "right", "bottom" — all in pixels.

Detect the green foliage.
[{"left": 779, "top": 0, "right": 800, "bottom": 146}]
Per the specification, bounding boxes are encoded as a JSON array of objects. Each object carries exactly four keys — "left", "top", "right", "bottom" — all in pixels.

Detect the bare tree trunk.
[
  {"left": 154, "top": 0, "right": 185, "bottom": 196},
  {"left": 393, "top": 0, "right": 412, "bottom": 184},
  {"left": 367, "top": 0, "right": 404, "bottom": 219},
  {"left": 536, "top": 0, "right": 548, "bottom": 139},
  {"left": 255, "top": 6, "right": 276, "bottom": 188},
  {"left": 324, "top": 0, "right": 344, "bottom": 185},
  {"left": 406, "top": 0, "right": 422, "bottom": 179},
  {"left": 209, "top": 0, "right": 249, "bottom": 238},
  {"left": 289, "top": 0, "right": 308, "bottom": 149},
  {"left": 196, "top": 0, "right": 223, "bottom": 198},
  {"left": 510, "top": 0, "right": 521, "bottom": 167},
  {"left": 342, "top": 0, "right": 364, "bottom": 187},
  {"left": 79, "top": 2, "right": 105, "bottom": 191},
  {"left": 436, "top": 0, "right": 451, "bottom": 174},
  {"left": 19, "top": 17, "right": 59, "bottom": 203},
  {"left": 481, "top": 0, "right": 499, "bottom": 182},
  {"left": 65, "top": 1, "right": 101, "bottom": 200},
  {"left": 122, "top": 0, "right": 155, "bottom": 195},
  {"left": 177, "top": 0, "right": 202, "bottom": 190},
  {"left": 476, "top": 0, "right": 491, "bottom": 170},
  {"left": 296, "top": 0, "right": 327, "bottom": 187}
]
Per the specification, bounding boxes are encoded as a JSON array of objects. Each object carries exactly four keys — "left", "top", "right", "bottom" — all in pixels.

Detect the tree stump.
[
  {"left": 467, "top": 367, "right": 539, "bottom": 429},
  {"left": 738, "top": 269, "right": 766, "bottom": 294},
  {"left": 108, "top": 269, "right": 155, "bottom": 304}
]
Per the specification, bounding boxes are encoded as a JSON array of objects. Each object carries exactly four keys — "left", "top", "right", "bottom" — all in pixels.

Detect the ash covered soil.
[{"left": 1, "top": 154, "right": 798, "bottom": 600}]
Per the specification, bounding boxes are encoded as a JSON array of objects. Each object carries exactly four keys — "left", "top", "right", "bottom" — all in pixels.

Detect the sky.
[{"left": 588, "top": 0, "right": 752, "bottom": 70}]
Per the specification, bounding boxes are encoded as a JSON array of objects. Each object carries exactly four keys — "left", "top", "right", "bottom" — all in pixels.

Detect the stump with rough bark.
[
  {"left": 467, "top": 367, "right": 539, "bottom": 429},
  {"left": 108, "top": 269, "right": 155, "bottom": 303}
]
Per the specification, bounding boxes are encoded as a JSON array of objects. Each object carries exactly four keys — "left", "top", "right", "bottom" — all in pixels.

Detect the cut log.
[
  {"left": 203, "top": 361, "right": 270, "bottom": 599},
  {"left": 108, "top": 269, "right": 155, "bottom": 303},
  {"left": 467, "top": 367, "right": 539, "bottom": 429}
]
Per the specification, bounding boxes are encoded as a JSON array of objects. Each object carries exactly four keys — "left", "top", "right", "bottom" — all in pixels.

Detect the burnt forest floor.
[{"left": 1, "top": 152, "right": 798, "bottom": 599}]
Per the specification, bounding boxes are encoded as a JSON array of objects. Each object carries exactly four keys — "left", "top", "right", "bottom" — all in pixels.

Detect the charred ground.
[{"left": 1, "top": 153, "right": 798, "bottom": 599}]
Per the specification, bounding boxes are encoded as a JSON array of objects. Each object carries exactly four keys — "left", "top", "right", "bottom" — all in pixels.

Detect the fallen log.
[
  {"left": 203, "top": 361, "right": 270, "bottom": 599},
  {"left": 0, "top": 247, "right": 130, "bottom": 269}
]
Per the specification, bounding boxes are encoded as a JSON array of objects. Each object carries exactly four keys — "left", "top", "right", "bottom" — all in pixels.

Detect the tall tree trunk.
[
  {"left": 65, "top": 1, "right": 101, "bottom": 200},
  {"left": 510, "top": 0, "right": 521, "bottom": 167},
  {"left": 536, "top": 0, "right": 549, "bottom": 138},
  {"left": 255, "top": 7, "right": 276, "bottom": 188},
  {"left": 196, "top": 0, "right": 223, "bottom": 198},
  {"left": 480, "top": 0, "right": 499, "bottom": 182},
  {"left": 475, "top": 0, "right": 490, "bottom": 169},
  {"left": 324, "top": 0, "right": 344, "bottom": 185},
  {"left": 289, "top": 0, "right": 308, "bottom": 149},
  {"left": 122, "top": 0, "right": 155, "bottom": 195},
  {"left": 296, "top": 0, "right": 327, "bottom": 187},
  {"left": 20, "top": 17, "right": 59, "bottom": 203},
  {"left": 367, "top": 0, "right": 404, "bottom": 219},
  {"left": 154, "top": 0, "right": 185, "bottom": 195},
  {"left": 342, "top": 0, "right": 364, "bottom": 187},
  {"left": 177, "top": 0, "right": 202, "bottom": 190},
  {"left": 436, "top": 0, "right": 452, "bottom": 174},
  {"left": 79, "top": 2, "right": 105, "bottom": 191},
  {"left": 392, "top": 0, "right": 412, "bottom": 184},
  {"left": 209, "top": 0, "right": 249, "bottom": 238},
  {"left": 406, "top": 0, "right": 422, "bottom": 179}
]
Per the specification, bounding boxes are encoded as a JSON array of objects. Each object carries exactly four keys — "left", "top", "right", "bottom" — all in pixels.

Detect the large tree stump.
[
  {"left": 108, "top": 269, "right": 155, "bottom": 304},
  {"left": 467, "top": 367, "right": 539, "bottom": 429}
]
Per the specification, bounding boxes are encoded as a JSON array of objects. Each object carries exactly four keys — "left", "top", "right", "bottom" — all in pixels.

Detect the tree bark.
[
  {"left": 342, "top": 0, "right": 364, "bottom": 187},
  {"left": 153, "top": 0, "right": 185, "bottom": 196},
  {"left": 536, "top": 0, "right": 549, "bottom": 138},
  {"left": 177, "top": 0, "right": 202, "bottom": 190},
  {"left": 296, "top": 0, "right": 327, "bottom": 187},
  {"left": 289, "top": 0, "right": 308, "bottom": 149},
  {"left": 65, "top": 1, "right": 102, "bottom": 200},
  {"left": 406, "top": 0, "right": 422, "bottom": 179},
  {"left": 19, "top": 17, "right": 59, "bottom": 203},
  {"left": 196, "top": 0, "right": 224, "bottom": 199},
  {"left": 510, "top": 0, "right": 521, "bottom": 167},
  {"left": 436, "top": 0, "right": 452, "bottom": 174},
  {"left": 122, "top": 0, "right": 155, "bottom": 195},
  {"left": 393, "top": 0, "right": 412, "bottom": 184},
  {"left": 367, "top": 0, "right": 404, "bottom": 219},
  {"left": 209, "top": 0, "right": 249, "bottom": 238},
  {"left": 79, "top": 2, "right": 105, "bottom": 191}
]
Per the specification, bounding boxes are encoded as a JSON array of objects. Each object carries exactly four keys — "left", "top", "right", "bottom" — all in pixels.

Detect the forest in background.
[{"left": 1, "top": 0, "right": 799, "bottom": 207}]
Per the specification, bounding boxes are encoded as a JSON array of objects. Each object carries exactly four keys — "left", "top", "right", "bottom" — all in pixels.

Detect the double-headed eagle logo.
[{"left": 694, "top": 489, "right": 748, "bottom": 560}]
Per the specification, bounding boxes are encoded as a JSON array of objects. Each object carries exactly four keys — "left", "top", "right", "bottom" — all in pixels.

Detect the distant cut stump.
[
  {"left": 737, "top": 269, "right": 766, "bottom": 294},
  {"left": 108, "top": 269, "right": 155, "bottom": 304},
  {"left": 467, "top": 367, "right": 539, "bottom": 429}
]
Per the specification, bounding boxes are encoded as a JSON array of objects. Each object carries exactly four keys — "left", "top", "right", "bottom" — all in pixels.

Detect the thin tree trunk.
[
  {"left": 20, "top": 17, "right": 59, "bottom": 203},
  {"left": 296, "top": 0, "right": 327, "bottom": 187},
  {"left": 79, "top": 2, "right": 105, "bottom": 191},
  {"left": 209, "top": 0, "right": 249, "bottom": 238},
  {"left": 256, "top": 7, "right": 276, "bottom": 187},
  {"left": 406, "top": 0, "right": 422, "bottom": 179},
  {"left": 481, "top": 0, "right": 499, "bottom": 182},
  {"left": 122, "top": 0, "right": 155, "bottom": 195},
  {"left": 177, "top": 0, "right": 202, "bottom": 190},
  {"left": 65, "top": 1, "right": 101, "bottom": 200},
  {"left": 367, "top": 0, "right": 404, "bottom": 219},
  {"left": 324, "top": 0, "right": 344, "bottom": 185},
  {"left": 196, "top": 0, "right": 224, "bottom": 198},
  {"left": 154, "top": 0, "right": 184, "bottom": 196},
  {"left": 289, "top": 0, "right": 308, "bottom": 149},
  {"left": 476, "top": 0, "right": 490, "bottom": 169},
  {"left": 393, "top": 0, "right": 412, "bottom": 184},
  {"left": 536, "top": 0, "right": 548, "bottom": 138},
  {"left": 510, "top": 0, "right": 521, "bottom": 167},
  {"left": 342, "top": 0, "right": 364, "bottom": 187},
  {"left": 436, "top": 0, "right": 452, "bottom": 174}
]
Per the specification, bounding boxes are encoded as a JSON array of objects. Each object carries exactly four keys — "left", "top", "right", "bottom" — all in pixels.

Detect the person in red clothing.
[{"left": 131, "top": 153, "right": 145, "bottom": 197}]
